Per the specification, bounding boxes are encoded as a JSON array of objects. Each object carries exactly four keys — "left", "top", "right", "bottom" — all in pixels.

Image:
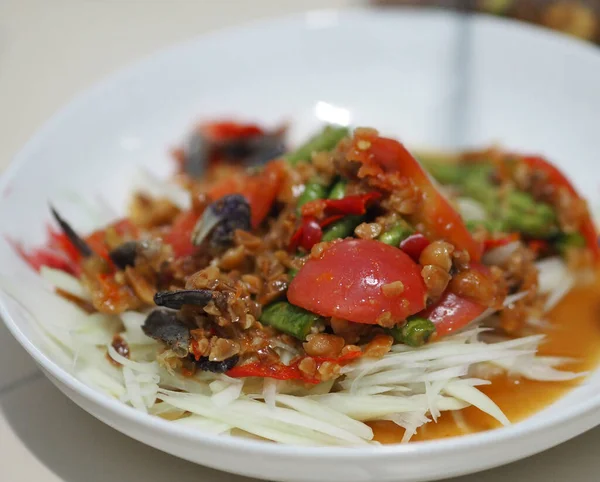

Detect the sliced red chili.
[
  {"left": 226, "top": 362, "right": 313, "bottom": 383},
  {"left": 528, "top": 239, "right": 551, "bottom": 257},
  {"left": 483, "top": 233, "right": 520, "bottom": 252},
  {"left": 11, "top": 241, "right": 79, "bottom": 276},
  {"left": 47, "top": 228, "right": 82, "bottom": 265},
  {"left": 290, "top": 192, "right": 381, "bottom": 252},
  {"left": 201, "top": 121, "right": 264, "bottom": 141},
  {"left": 226, "top": 350, "right": 362, "bottom": 383},
  {"left": 301, "top": 192, "right": 381, "bottom": 218},
  {"left": 289, "top": 216, "right": 323, "bottom": 252}
]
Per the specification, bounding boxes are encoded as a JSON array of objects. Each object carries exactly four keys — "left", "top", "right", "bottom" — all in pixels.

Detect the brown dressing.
[{"left": 371, "top": 278, "right": 600, "bottom": 443}]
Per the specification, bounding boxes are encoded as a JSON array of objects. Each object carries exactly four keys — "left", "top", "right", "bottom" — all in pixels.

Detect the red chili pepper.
[
  {"left": 96, "top": 273, "right": 126, "bottom": 305},
  {"left": 226, "top": 350, "right": 362, "bottom": 383},
  {"left": 400, "top": 233, "right": 430, "bottom": 261},
  {"left": 312, "top": 350, "right": 362, "bottom": 365},
  {"left": 301, "top": 192, "right": 381, "bottom": 218},
  {"left": 47, "top": 228, "right": 82, "bottom": 265},
  {"left": 300, "top": 217, "right": 323, "bottom": 252},
  {"left": 201, "top": 121, "right": 264, "bottom": 141},
  {"left": 320, "top": 214, "right": 345, "bottom": 228},
  {"left": 290, "top": 192, "right": 381, "bottom": 252},
  {"left": 21, "top": 218, "right": 138, "bottom": 275},
  {"left": 226, "top": 362, "right": 313, "bottom": 382},
  {"left": 528, "top": 239, "right": 551, "bottom": 257},
  {"left": 483, "top": 233, "right": 520, "bottom": 252},
  {"left": 523, "top": 155, "right": 600, "bottom": 262},
  {"left": 10, "top": 239, "right": 79, "bottom": 276},
  {"left": 289, "top": 216, "right": 323, "bottom": 252},
  {"left": 48, "top": 218, "right": 138, "bottom": 265}
]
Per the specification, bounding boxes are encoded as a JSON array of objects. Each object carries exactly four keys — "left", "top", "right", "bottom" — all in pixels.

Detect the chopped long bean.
[
  {"left": 555, "top": 232, "right": 586, "bottom": 255},
  {"left": 388, "top": 317, "right": 436, "bottom": 347},
  {"left": 503, "top": 191, "right": 558, "bottom": 238},
  {"left": 287, "top": 267, "right": 300, "bottom": 281},
  {"left": 297, "top": 180, "right": 329, "bottom": 213},
  {"left": 320, "top": 178, "right": 360, "bottom": 241},
  {"left": 322, "top": 215, "right": 362, "bottom": 241},
  {"left": 260, "top": 301, "right": 322, "bottom": 340},
  {"left": 328, "top": 179, "right": 348, "bottom": 200},
  {"left": 378, "top": 222, "right": 414, "bottom": 247},
  {"left": 423, "top": 160, "right": 559, "bottom": 237},
  {"left": 285, "top": 126, "right": 349, "bottom": 166}
]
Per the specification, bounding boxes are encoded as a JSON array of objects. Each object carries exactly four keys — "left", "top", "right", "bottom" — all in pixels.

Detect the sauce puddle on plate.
[{"left": 371, "top": 278, "right": 600, "bottom": 443}]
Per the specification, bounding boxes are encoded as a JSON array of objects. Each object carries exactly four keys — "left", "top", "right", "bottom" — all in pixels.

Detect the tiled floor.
[{"left": 1, "top": 1, "right": 600, "bottom": 481}]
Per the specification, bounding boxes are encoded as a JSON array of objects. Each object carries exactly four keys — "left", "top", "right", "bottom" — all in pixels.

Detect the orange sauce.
[{"left": 371, "top": 278, "right": 600, "bottom": 443}]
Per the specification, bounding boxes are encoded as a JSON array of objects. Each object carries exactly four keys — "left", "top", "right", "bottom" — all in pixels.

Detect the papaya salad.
[{"left": 10, "top": 121, "right": 600, "bottom": 446}]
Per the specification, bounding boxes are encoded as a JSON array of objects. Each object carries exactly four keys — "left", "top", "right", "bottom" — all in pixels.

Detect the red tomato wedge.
[
  {"left": 165, "top": 210, "right": 201, "bottom": 258},
  {"left": 207, "top": 159, "right": 285, "bottom": 228},
  {"left": 288, "top": 239, "right": 426, "bottom": 324},
  {"left": 523, "top": 155, "right": 600, "bottom": 262},
  {"left": 345, "top": 133, "right": 483, "bottom": 262},
  {"left": 420, "top": 290, "right": 488, "bottom": 337}
]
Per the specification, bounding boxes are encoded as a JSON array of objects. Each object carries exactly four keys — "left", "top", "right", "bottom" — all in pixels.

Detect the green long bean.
[
  {"left": 378, "top": 222, "right": 413, "bottom": 247},
  {"left": 286, "top": 126, "right": 349, "bottom": 166},
  {"left": 259, "top": 301, "right": 322, "bottom": 340}
]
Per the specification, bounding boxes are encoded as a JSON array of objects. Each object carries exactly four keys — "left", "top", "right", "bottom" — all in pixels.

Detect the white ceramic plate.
[{"left": 1, "top": 8, "right": 600, "bottom": 482}]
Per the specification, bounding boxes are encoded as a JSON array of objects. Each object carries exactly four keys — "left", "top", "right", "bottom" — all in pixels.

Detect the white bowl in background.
[{"left": 1, "top": 8, "right": 600, "bottom": 482}]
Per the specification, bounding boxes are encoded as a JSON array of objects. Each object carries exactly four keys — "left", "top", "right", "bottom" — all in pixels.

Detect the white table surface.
[{"left": 1, "top": 1, "right": 599, "bottom": 481}]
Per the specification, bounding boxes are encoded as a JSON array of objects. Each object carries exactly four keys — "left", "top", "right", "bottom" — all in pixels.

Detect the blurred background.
[
  {"left": 375, "top": 0, "right": 600, "bottom": 42},
  {"left": 2, "top": 0, "right": 599, "bottom": 167}
]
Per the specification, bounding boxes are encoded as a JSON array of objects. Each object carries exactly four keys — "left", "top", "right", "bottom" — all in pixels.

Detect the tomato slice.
[
  {"left": 207, "top": 159, "right": 285, "bottom": 228},
  {"left": 165, "top": 210, "right": 201, "bottom": 258},
  {"left": 420, "top": 290, "right": 488, "bottom": 337},
  {"left": 288, "top": 239, "right": 426, "bottom": 324},
  {"left": 345, "top": 133, "right": 483, "bottom": 261},
  {"left": 523, "top": 155, "right": 600, "bottom": 262}
]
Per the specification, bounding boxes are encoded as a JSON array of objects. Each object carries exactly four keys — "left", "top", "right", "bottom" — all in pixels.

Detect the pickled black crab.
[
  {"left": 50, "top": 206, "right": 93, "bottom": 258},
  {"left": 183, "top": 122, "right": 287, "bottom": 176},
  {"left": 142, "top": 309, "right": 191, "bottom": 357},
  {"left": 153, "top": 289, "right": 224, "bottom": 310},
  {"left": 108, "top": 241, "right": 138, "bottom": 269},
  {"left": 191, "top": 194, "right": 251, "bottom": 250},
  {"left": 141, "top": 308, "right": 238, "bottom": 373}
]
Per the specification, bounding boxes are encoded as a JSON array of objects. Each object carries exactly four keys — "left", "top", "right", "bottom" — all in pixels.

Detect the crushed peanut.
[{"left": 381, "top": 280, "right": 405, "bottom": 297}]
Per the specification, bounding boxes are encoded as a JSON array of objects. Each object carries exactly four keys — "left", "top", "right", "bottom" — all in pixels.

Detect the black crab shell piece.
[
  {"left": 153, "top": 289, "right": 215, "bottom": 310},
  {"left": 108, "top": 241, "right": 139, "bottom": 269},
  {"left": 183, "top": 127, "right": 286, "bottom": 177},
  {"left": 141, "top": 309, "right": 190, "bottom": 357},
  {"left": 191, "top": 194, "right": 251, "bottom": 249},
  {"left": 50, "top": 206, "right": 93, "bottom": 257},
  {"left": 194, "top": 354, "right": 239, "bottom": 374}
]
